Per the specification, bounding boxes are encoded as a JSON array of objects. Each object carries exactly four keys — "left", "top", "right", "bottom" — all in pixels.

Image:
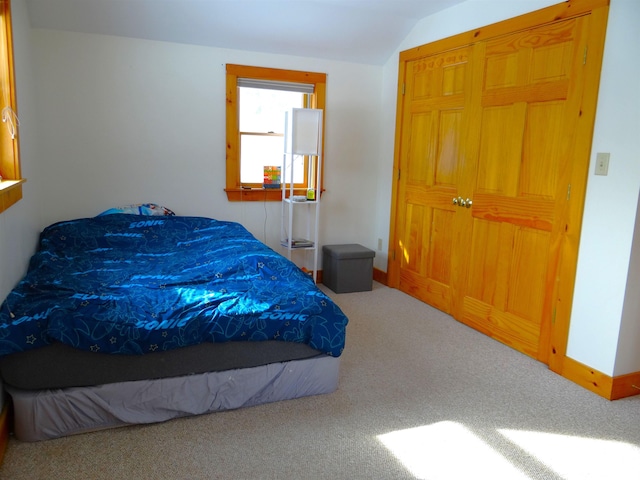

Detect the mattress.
[
  {"left": 0, "top": 340, "right": 323, "bottom": 390},
  {"left": 8, "top": 355, "right": 340, "bottom": 442}
]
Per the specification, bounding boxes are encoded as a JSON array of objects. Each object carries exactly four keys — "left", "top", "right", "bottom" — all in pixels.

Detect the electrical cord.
[{"left": 2, "top": 106, "right": 19, "bottom": 139}]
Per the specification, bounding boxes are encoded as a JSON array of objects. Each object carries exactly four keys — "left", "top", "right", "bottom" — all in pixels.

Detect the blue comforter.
[{"left": 0, "top": 215, "right": 348, "bottom": 357}]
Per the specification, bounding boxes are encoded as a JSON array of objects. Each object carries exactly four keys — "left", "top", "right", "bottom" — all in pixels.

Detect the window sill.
[
  {"left": 225, "top": 187, "right": 308, "bottom": 202},
  {"left": 0, "top": 178, "right": 25, "bottom": 214}
]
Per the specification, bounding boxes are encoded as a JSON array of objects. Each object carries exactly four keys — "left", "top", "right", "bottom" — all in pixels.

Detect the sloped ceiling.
[{"left": 25, "top": 0, "right": 466, "bottom": 65}]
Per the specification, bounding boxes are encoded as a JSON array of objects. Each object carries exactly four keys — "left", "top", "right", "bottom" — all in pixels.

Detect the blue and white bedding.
[{"left": 0, "top": 214, "right": 348, "bottom": 357}]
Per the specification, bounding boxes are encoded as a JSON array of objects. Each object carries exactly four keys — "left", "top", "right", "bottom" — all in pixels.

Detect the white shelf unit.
[{"left": 281, "top": 108, "right": 323, "bottom": 283}]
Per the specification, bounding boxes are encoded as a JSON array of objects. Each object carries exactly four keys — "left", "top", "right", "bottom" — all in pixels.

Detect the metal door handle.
[
  {"left": 451, "top": 197, "right": 473, "bottom": 208},
  {"left": 453, "top": 197, "right": 473, "bottom": 208}
]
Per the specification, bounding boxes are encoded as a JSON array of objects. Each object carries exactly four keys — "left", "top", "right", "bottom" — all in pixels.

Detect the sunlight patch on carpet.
[
  {"left": 377, "top": 421, "right": 531, "bottom": 480},
  {"left": 499, "top": 429, "right": 640, "bottom": 480}
]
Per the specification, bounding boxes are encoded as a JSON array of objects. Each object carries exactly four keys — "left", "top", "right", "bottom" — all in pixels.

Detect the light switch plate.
[{"left": 595, "top": 152, "right": 610, "bottom": 176}]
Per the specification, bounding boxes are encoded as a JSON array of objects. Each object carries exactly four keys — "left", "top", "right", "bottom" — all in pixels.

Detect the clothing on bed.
[
  {"left": 0, "top": 214, "right": 348, "bottom": 358},
  {"left": 98, "top": 203, "right": 176, "bottom": 217}
]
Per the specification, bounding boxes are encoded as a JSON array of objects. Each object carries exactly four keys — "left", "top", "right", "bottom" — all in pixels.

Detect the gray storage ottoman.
[{"left": 322, "top": 244, "right": 375, "bottom": 293}]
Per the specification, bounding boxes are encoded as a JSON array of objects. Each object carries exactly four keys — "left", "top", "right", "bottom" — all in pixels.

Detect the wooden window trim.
[
  {"left": 0, "top": 0, "right": 23, "bottom": 214},
  {"left": 225, "top": 64, "right": 326, "bottom": 202}
]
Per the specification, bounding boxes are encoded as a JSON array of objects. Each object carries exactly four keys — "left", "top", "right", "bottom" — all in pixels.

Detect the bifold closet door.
[
  {"left": 393, "top": 10, "right": 600, "bottom": 363},
  {"left": 394, "top": 46, "right": 474, "bottom": 315},
  {"left": 458, "top": 16, "right": 590, "bottom": 360}
]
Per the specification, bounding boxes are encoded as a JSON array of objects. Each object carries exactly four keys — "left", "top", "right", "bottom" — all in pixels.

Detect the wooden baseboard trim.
[
  {"left": 373, "top": 267, "right": 387, "bottom": 285},
  {"left": 0, "top": 404, "right": 9, "bottom": 466},
  {"left": 611, "top": 370, "right": 640, "bottom": 400},
  {"left": 561, "top": 356, "right": 640, "bottom": 400},
  {"left": 562, "top": 357, "right": 613, "bottom": 399}
]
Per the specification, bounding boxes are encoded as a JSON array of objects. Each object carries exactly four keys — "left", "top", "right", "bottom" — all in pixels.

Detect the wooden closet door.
[
  {"left": 458, "top": 16, "right": 590, "bottom": 360},
  {"left": 390, "top": 1, "right": 608, "bottom": 367},
  {"left": 394, "top": 47, "right": 473, "bottom": 313}
]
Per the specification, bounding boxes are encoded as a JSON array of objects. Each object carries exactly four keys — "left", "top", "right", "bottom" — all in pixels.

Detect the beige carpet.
[{"left": 1, "top": 282, "right": 639, "bottom": 479}]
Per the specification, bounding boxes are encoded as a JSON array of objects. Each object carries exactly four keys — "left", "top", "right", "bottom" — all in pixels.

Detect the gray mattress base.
[{"left": 7, "top": 355, "right": 340, "bottom": 442}]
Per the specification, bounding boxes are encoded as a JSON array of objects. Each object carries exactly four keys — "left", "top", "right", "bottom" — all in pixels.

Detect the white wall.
[
  {"left": 0, "top": 0, "right": 43, "bottom": 407},
  {"left": 31, "top": 30, "right": 383, "bottom": 266},
  {"left": 377, "top": 0, "right": 640, "bottom": 376},
  {"left": 569, "top": 0, "right": 640, "bottom": 376},
  {"left": 0, "top": 0, "right": 42, "bottom": 300},
  {"left": 618, "top": 194, "right": 640, "bottom": 376}
]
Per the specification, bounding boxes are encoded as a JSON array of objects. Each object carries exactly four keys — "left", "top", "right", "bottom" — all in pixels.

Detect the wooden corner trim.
[
  {"left": 561, "top": 356, "right": 613, "bottom": 399},
  {"left": 611, "top": 371, "right": 640, "bottom": 400},
  {"left": 373, "top": 267, "right": 388, "bottom": 286},
  {"left": 561, "top": 356, "right": 640, "bottom": 400}
]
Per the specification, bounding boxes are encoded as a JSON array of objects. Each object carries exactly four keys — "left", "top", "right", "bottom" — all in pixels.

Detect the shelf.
[
  {"left": 281, "top": 237, "right": 314, "bottom": 248},
  {"left": 283, "top": 198, "right": 318, "bottom": 205},
  {"left": 281, "top": 108, "right": 323, "bottom": 283}
]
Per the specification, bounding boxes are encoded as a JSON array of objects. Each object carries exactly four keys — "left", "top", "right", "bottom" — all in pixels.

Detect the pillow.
[{"left": 98, "top": 203, "right": 176, "bottom": 217}]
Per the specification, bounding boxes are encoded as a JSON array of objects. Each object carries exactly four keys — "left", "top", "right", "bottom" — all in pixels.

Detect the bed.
[{"left": 0, "top": 208, "right": 348, "bottom": 441}]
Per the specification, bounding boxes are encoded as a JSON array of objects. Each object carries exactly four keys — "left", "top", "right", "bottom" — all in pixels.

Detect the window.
[
  {"left": 0, "top": 0, "right": 23, "bottom": 213},
  {"left": 225, "top": 64, "right": 326, "bottom": 201},
  {"left": 239, "top": 87, "right": 305, "bottom": 185}
]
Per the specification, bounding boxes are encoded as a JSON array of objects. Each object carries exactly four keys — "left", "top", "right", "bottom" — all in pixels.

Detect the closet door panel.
[
  {"left": 464, "top": 218, "right": 511, "bottom": 308},
  {"left": 463, "top": 220, "right": 550, "bottom": 357},
  {"left": 395, "top": 48, "right": 471, "bottom": 314},
  {"left": 460, "top": 16, "right": 588, "bottom": 359},
  {"left": 521, "top": 101, "right": 565, "bottom": 198},
  {"left": 507, "top": 227, "right": 549, "bottom": 323},
  {"left": 475, "top": 103, "right": 526, "bottom": 196}
]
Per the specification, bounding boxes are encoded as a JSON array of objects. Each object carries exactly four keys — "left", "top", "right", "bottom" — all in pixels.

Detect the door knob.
[{"left": 453, "top": 197, "right": 472, "bottom": 208}]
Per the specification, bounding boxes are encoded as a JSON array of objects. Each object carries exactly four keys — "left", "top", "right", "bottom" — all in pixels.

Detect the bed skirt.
[{"left": 7, "top": 355, "right": 340, "bottom": 442}]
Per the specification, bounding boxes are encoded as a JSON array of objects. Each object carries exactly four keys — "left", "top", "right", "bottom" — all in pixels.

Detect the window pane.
[
  {"left": 240, "top": 135, "right": 304, "bottom": 184},
  {"left": 239, "top": 87, "right": 303, "bottom": 133}
]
